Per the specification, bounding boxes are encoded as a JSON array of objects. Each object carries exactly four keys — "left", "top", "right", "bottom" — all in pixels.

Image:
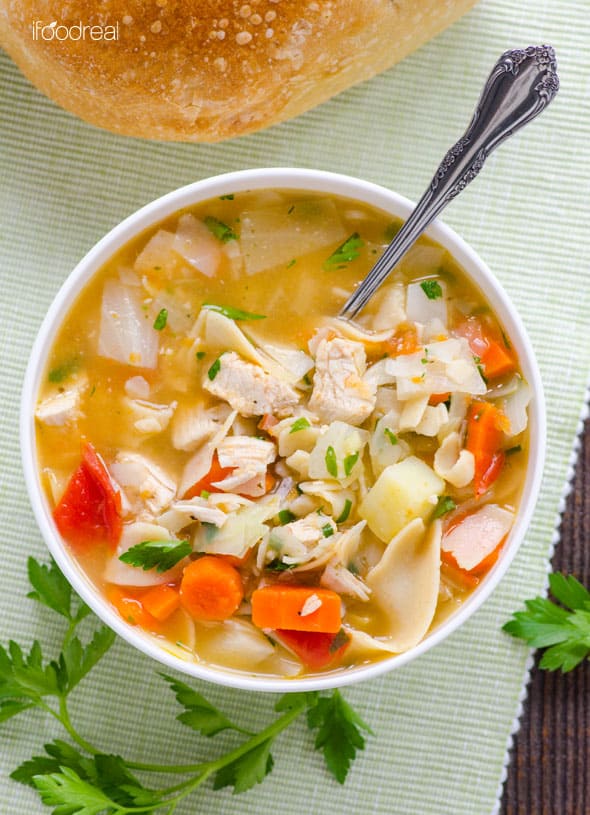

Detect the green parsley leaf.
[
  {"left": 264, "top": 559, "right": 295, "bottom": 572},
  {"left": 289, "top": 417, "right": 311, "bottom": 434},
  {"left": 323, "top": 233, "right": 364, "bottom": 270},
  {"left": 322, "top": 523, "right": 335, "bottom": 538},
  {"left": 200, "top": 489, "right": 210, "bottom": 498},
  {"left": 163, "top": 674, "right": 246, "bottom": 737},
  {"left": 47, "top": 358, "right": 79, "bottom": 384},
  {"left": 153, "top": 308, "right": 168, "bottom": 330},
  {"left": 335, "top": 499, "right": 352, "bottom": 524},
  {"left": 33, "top": 765, "right": 119, "bottom": 815},
  {"left": 219, "top": 193, "right": 235, "bottom": 200},
  {"left": 505, "top": 444, "right": 522, "bottom": 456},
  {"left": 278, "top": 509, "right": 296, "bottom": 525},
  {"left": 0, "top": 639, "right": 60, "bottom": 701},
  {"left": 56, "top": 627, "right": 115, "bottom": 694},
  {"left": 204, "top": 216, "right": 237, "bottom": 243},
  {"left": 307, "top": 690, "right": 372, "bottom": 783},
  {"left": 343, "top": 452, "right": 359, "bottom": 477},
  {"left": 325, "top": 445, "right": 338, "bottom": 478},
  {"left": 0, "top": 699, "right": 35, "bottom": 723},
  {"left": 286, "top": 259, "right": 297, "bottom": 269},
  {"left": 11, "top": 740, "right": 93, "bottom": 788},
  {"left": 420, "top": 279, "right": 443, "bottom": 300},
  {"left": 196, "top": 350, "right": 206, "bottom": 360},
  {"left": 27, "top": 557, "right": 73, "bottom": 620},
  {"left": 384, "top": 428, "right": 398, "bottom": 446},
  {"left": 119, "top": 539, "right": 192, "bottom": 573},
  {"left": 202, "top": 303, "right": 266, "bottom": 321},
  {"left": 208, "top": 356, "right": 222, "bottom": 381},
  {"left": 213, "top": 738, "right": 275, "bottom": 794},
  {"left": 503, "top": 573, "right": 590, "bottom": 672},
  {"left": 432, "top": 495, "right": 456, "bottom": 519}
]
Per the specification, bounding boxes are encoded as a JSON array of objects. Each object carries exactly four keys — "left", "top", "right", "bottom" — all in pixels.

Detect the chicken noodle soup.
[{"left": 35, "top": 190, "right": 530, "bottom": 677}]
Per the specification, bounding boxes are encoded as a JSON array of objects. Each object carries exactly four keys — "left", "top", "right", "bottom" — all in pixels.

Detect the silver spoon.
[{"left": 339, "top": 45, "right": 559, "bottom": 320}]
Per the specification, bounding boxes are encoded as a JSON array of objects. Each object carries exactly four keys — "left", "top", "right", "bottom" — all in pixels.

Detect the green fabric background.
[{"left": 1, "top": 1, "right": 589, "bottom": 812}]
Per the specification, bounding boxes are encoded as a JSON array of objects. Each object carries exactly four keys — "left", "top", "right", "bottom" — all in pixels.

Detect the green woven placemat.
[{"left": 1, "top": 1, "right": 589, "bottom": 812}]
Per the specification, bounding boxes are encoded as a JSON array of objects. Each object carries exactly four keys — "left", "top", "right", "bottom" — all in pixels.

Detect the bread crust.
[{"left": 0, "top": 1, "right": 478, "bottom": 142}]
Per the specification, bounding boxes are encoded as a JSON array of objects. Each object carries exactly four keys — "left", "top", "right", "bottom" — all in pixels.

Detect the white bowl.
[{"left": 21, "top": 168, "right": 546, "bottom": 692}]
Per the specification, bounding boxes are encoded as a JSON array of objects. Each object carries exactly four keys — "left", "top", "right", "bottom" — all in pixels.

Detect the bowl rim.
[{"left": 20, "top": 167, "right": 546, "bottom": 692}]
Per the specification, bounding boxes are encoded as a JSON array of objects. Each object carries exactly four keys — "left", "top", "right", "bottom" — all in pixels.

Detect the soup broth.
[{"left": 35, "top": 190, "right": 530, "bottom": 678}]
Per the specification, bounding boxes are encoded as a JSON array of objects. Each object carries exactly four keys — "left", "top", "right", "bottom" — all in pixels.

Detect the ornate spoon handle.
[{"left": 340, "top": 45, "right": 559, "bottom": 320}]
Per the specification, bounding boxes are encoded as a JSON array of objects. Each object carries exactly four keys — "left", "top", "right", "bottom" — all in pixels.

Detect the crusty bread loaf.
[{"left": 0, "top": 1, "right": 478, "bottom": 142}]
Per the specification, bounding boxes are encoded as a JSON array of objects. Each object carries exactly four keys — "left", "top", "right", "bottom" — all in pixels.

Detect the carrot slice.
[
  {"left": 384, "top": 323, "right": 420, "bottom": 357},
  {"left": 440, "top": 558, "right": 480, "bottom": 591},
  {"left": 466, "top": 401, "right": 506, "bottom": 497},
  {"left": 106, "top": 585, "right": 160, "bottom": 630},
  {"left": 428, "top": 392, "right": 451, "bottom": 406},
  {"left": 53, "top": 442, "right": 122, "bottom": 552},
  {"left": 276, "top": 628, "right": 350, "bottom": 669},
  {"left": 180, "top": 556, "right": 244, "bottom": 621},
  {"left": 183, "top": 452, "right": 234, "bottom": 499},
  {"left": 142, "top": 584, "right": 181, "bottom": 622},
  {"left": 456, "top": 316, "right": 516, "bottom": 380},
  {"left": 251, "top": 586, "right": 342, "bottom": 633}
]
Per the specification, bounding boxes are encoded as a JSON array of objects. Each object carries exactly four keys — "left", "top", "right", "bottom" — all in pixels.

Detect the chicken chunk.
[
  {"left": 35, "top": 373, "right": 88, "bottom": 427},
  {"left": 308, "top": 337, "right": 376, "bottom": 425},
  {"left": 109, "top": 452, "right": 176, "bottom": 518},
  {"left": 203, "top": 352, "right": 299, "bottom": 418},
  {"left": 213, "top": 436, "right": 277, "bottom": 497}
]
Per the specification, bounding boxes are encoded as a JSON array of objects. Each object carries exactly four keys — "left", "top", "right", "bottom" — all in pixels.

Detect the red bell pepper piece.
[{"left": 276, "top": 628, "right": 351, "bottom": 670}]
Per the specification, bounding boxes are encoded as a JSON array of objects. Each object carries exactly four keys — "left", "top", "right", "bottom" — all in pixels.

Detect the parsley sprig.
[
  {"left": 504, "top": 572, "right": 590, "bottom": 672},
  {"left": 3, "top": 557, "right": 373, "bottom": 812}
]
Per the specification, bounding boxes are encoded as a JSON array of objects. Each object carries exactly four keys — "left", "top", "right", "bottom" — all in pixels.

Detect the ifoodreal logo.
[{"left": 31, "top": 19, "right": 119, "bottom": 41}]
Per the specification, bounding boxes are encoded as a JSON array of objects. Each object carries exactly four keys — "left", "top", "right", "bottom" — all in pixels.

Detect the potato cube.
[{"left": 359, "top": 456, "right": 444, "bottom": 542}]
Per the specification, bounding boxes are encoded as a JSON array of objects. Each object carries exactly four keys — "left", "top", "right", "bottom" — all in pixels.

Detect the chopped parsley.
[
  {"left": 278, "top": 509, "right": 296, "bottom": 525},
  {"left": 202, "top": 303, "right": 266, "bottom": 321},
  {"left": 302, "top": 373, "right": 312, "bottom": 386},
  {"left": 329, "top": 628, "right": 351, "bottom": 653},
  {"left": 322, "top": 524, "right": 335, "bottom": 538},
  {"left": 153, "top": 308, "right": 168, "bottom": 330},
  {"left": 501, "top": 329, "right": 512, "bottom": 350},
  {"left": 207, "top": 356, "right": 222, "bottom": 381},
  {"left": 204, "top": 216, "right": 237, "bottom": 243},
  {"left": 289, "top": 417, "right": 311, "bottom": 434},
  {"left": 219, "top": 193, "right": 235, "bottom": 200},
  {"left": 384, "top": 428, "right": 398, "bottom": 445},
  {"left": 432, "top": 495, "right": 456, "bottom": 519},
  {"left": 287, "top": 205, "right": 295, "bottom": 215},
  {"left": 196, "top": 351, "right": 206, "bottom": 360},
  {"left": 335, "top": 499, "right": 352, "bottom": 524},
  {"left": 48, "top": 358, "right": 79, "bottom": 383},
  {"left": 119, "top": 539, "right": 192, "bottom": 573},
  {"left": 325, "top": 446, "right": 338, "bottom": 478},
  {"left": 343, "top": 452, "right": 359, "bottom": 477},
  {"left": 420, "top": 279, "right": 443, "bottom": 300},
  {"left": 505, "top": 444, "right": 522, "bottom": 456},
  {"left": 200, "top": 490, "right": 210, "bottom": 499},
  {"left": 286, "top": 259, "right": 297, "bottom": 269},
  {"left": 265, "top": 559, "right": 294, "bottom": 572},
  {"left": 322, "top": 233, "right": 364, "bottom": 270}
]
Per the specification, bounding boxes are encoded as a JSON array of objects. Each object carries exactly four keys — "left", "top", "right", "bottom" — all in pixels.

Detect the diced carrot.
[
  {"left": 54, "top": 442, "right": 122, "bottom": 552},
  {"left": 466, "top": 401, "right": 506, "bottom": 496},
  {"left": 180, "top": 556, "right": 244, "bottom": 621},
  {"left": 251, "top": 586, "right": 342, "bottom": 633},
  {"left": 106, "top": 585, "right": 160, "bottom": 630},
  {"left": 264, "top": 471, "right": 276, "bottom": 494},
  {"left": 456, "top": 316, "right": 516, "bottom": 380},
  {"left": 258, "top": 414, "right": 278, "bottom": 432},
  {"left": 183, "top": 452, "right": 234, "bottom": 499},
  {"left": 142, "top": 584, "right": 181, "bottom": 622},
  {"left": 383, "top": 323, "right": 420, "bottom": 357},
  {"left": 275, "top": 628, "right": 350, "bottom": 669},
  {"left": 428, "top": 392, "right": 451, "bottom": 406}
]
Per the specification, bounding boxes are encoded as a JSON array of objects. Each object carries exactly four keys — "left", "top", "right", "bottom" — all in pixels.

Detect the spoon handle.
[{"left": 340, "top": 45, "right": 559, "bottom": 320}]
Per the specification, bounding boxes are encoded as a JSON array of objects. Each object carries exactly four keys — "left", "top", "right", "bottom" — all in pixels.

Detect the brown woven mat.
[{"left": 501, "top": 418, "right": 590, "bottom": 815}]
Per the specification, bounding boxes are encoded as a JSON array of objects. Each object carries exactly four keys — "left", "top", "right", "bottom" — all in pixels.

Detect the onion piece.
[
  {"left": 98, "top": 280, "right": 159, "bottom": 369},
  {"left": 173, "top": 214, "right": 221, "bottom": 277},
  {"left": 499, "top": 378, "right": 531, "bottom": 436}
]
